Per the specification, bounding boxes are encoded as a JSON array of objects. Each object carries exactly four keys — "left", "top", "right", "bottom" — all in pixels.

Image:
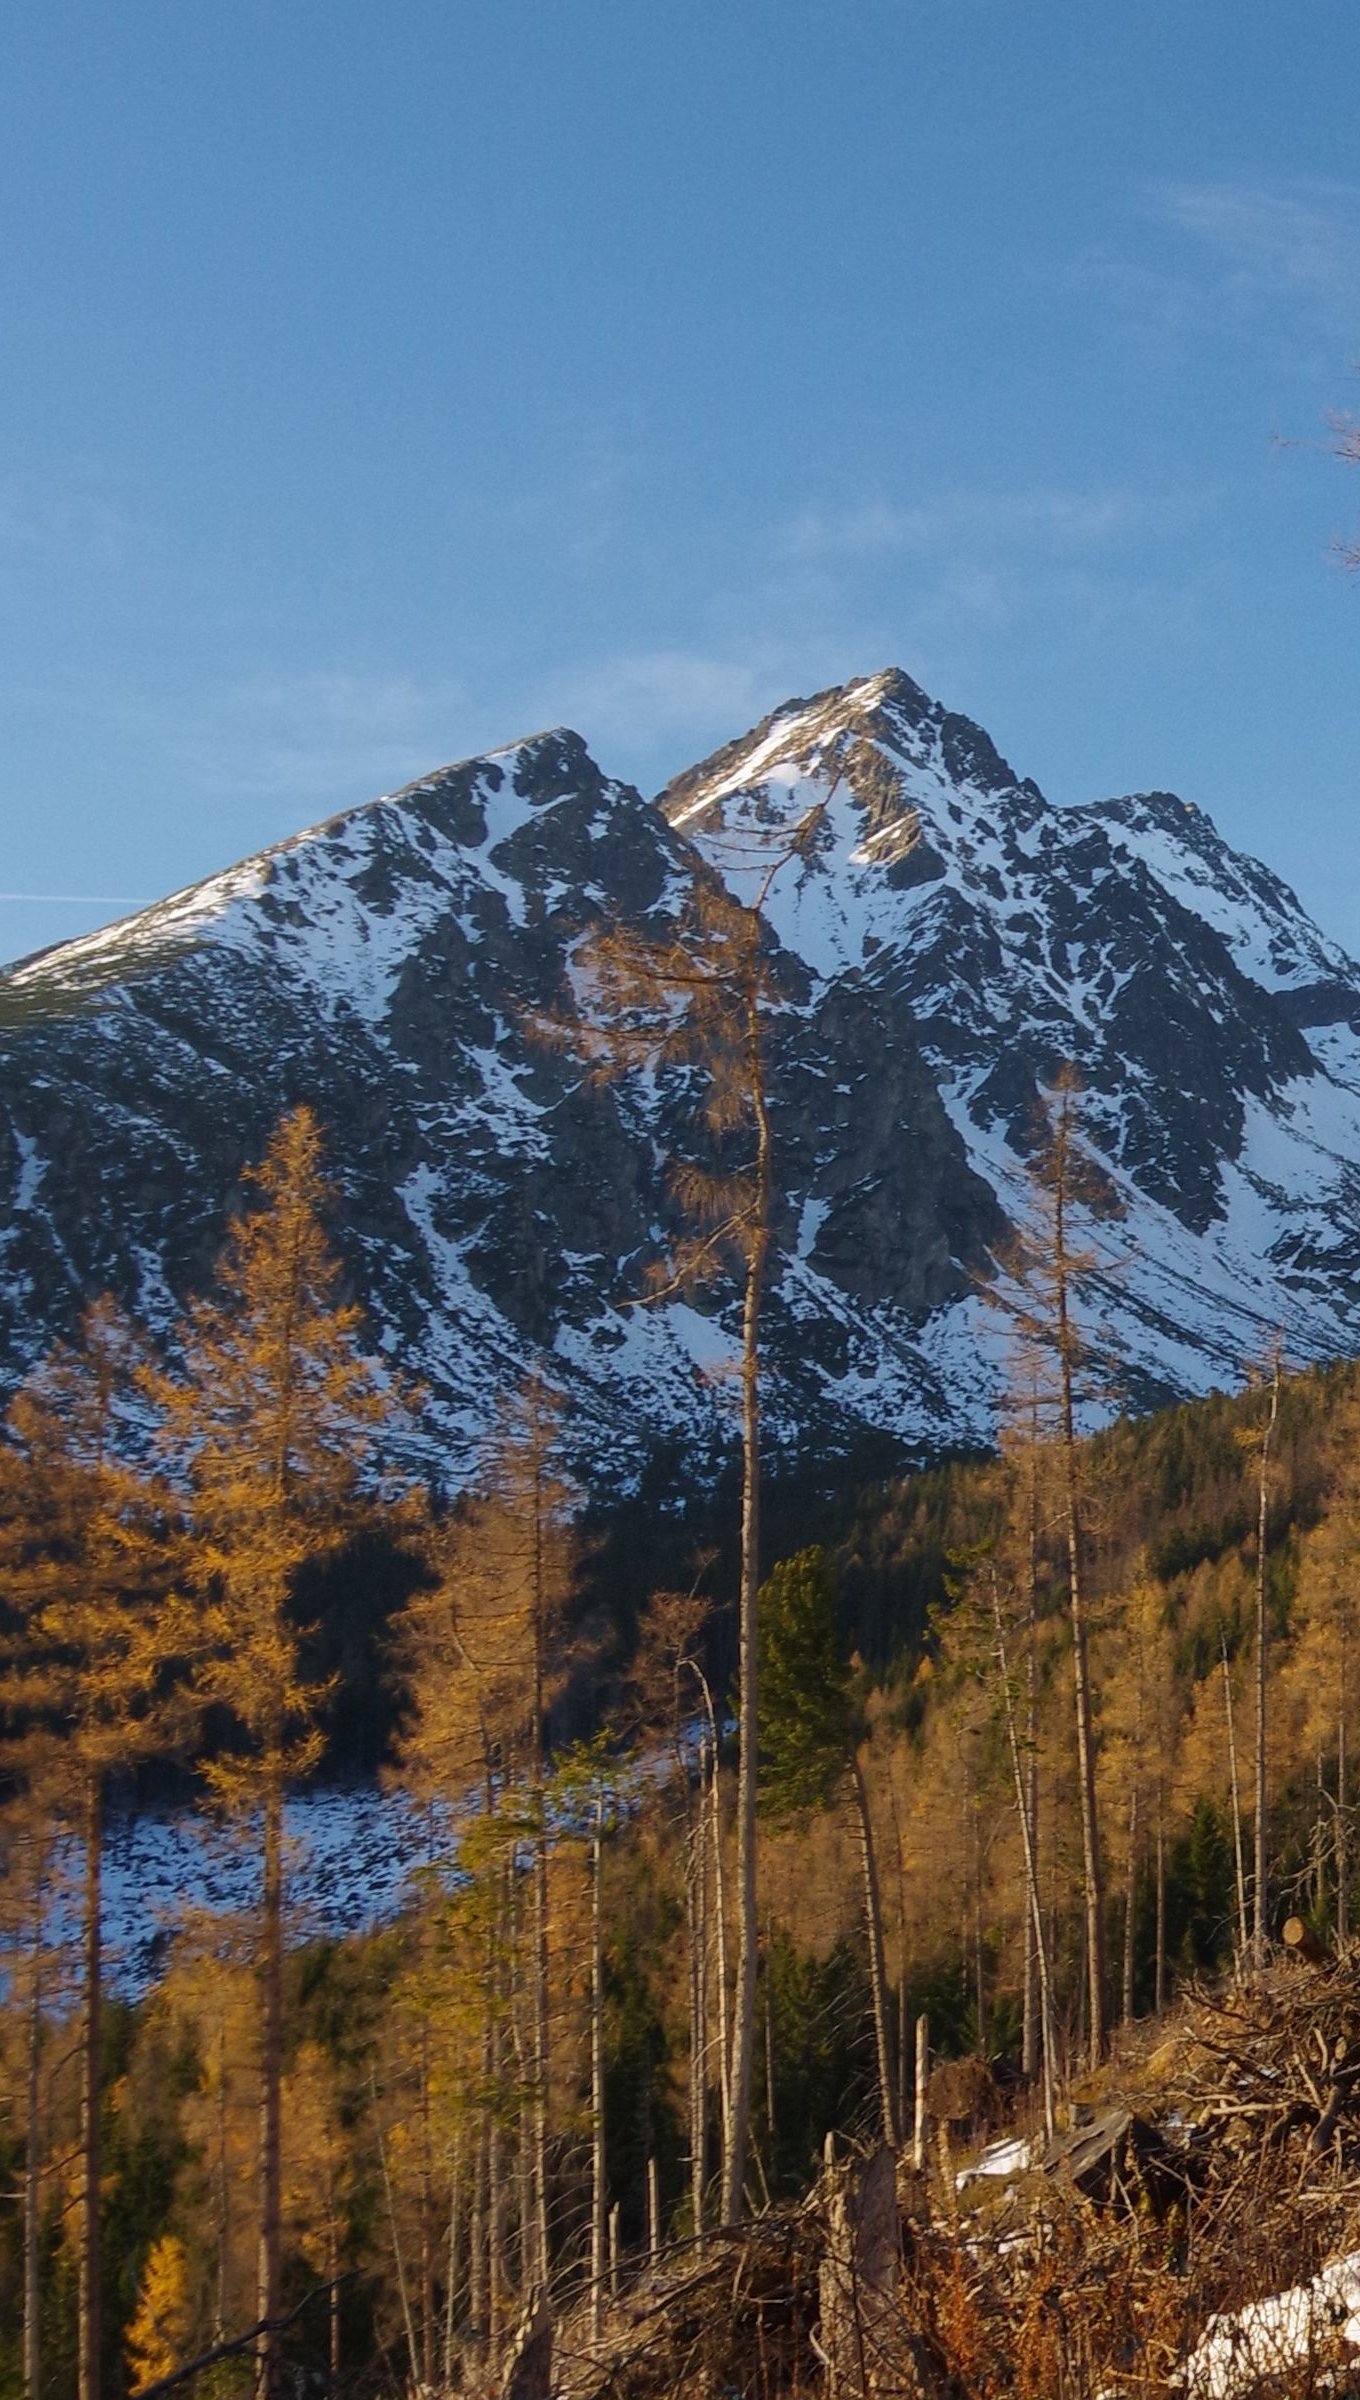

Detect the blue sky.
[{"left": 2, "top": 0, "right": 1359, "bottom": 965}]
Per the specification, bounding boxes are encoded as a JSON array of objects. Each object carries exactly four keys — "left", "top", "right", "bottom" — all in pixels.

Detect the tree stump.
[
  {"left": 499, "top": 2292, "right": 553, "bottom": 2400},
  {"left": 818, "top": 2141, "right": 930, "bottom": 2398}
]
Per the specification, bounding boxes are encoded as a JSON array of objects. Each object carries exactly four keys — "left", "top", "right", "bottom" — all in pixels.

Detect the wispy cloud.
[
  {"left": 0, "top": 475, "right": 128, "bottom": 571},
  {"left": 168, "top": 668, "right": 483, "bottom": 812},
  {"left": 0, "top": 890, "right": 149, "bottom": 905},
  {"left": 526, "top": 648, "right": 791, "bottom": 755},
  {"left": 784, "top": 485, "right": 1143, "bottom": 563},
  {"left": 1157, "top": 177, "right": 1360, "bottom": 330}
]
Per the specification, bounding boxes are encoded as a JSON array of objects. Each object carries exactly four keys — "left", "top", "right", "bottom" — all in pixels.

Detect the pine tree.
[
  {"left": 0, "top": 1298, "right": 181, "bottom": 2400},
  {"left": 154, "top": 1108, "right": 391, "bottom": 2400}
]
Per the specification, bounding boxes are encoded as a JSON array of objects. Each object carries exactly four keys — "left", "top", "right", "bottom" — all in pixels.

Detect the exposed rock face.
[{"left": 4, "top": 670, "right": 1360, "bottom": 1479}]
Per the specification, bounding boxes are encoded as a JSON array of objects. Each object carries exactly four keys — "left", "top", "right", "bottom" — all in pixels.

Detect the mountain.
[{"left": 4, "top": 668, "right": 1360, "bottom": 1480}]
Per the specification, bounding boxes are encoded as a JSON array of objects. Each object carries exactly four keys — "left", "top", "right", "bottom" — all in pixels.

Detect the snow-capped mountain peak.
[{"left": 5, "top": 674, "right": 1360, "bottom": 1479}]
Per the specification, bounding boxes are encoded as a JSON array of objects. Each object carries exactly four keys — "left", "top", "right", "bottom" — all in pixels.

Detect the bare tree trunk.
[
  {"left": 24, "top": 1898, "right": 42, "bottom": 2400},
  {"left": 1222, "top": 1634, "right": 1249, "bottom": 1967},
  {"left": 971, "top": 1774, "right": 987, "bottom": 2056},
  {"left": 528, "top": 1407, "right": 552, "bottom": 2295},
  {"left": 913, "top": 2014, "right": 928, "bottom": 2173},
  {"left": 444, "top": 2136, "right": 462, "bottom": 2387},
  {"left": 256, "top": 1772, "right": 283, "bottom": 2400},
  {"left": 762, "top": 1926, "right": 776, "bottom": 2160},
  {"left": 889, "top": 1782, "right": 909, "bottom": 2137},
  {"left": 327, "top": 2220, "right": 341, "bottom": 2400},
  {"left": 1122, "top": 1782, "right": 1139, "bottom": 2026},
  {"left": 1022, "top": 1443, "right": 1042, "bottom": 2084},
  {"left": 374, "top": 2078, "right": 419, "bottom": 2392},
  {"left": 723, "top": 987, "right": 770, "bottom": 2226},
  {"left": 79, "top": 1775, "right": 102, "bottom": 2400},
  {"left": 990, "top": 1570, "right": 1057, "bottom": 2141},
  {"left": 214, "top": 2020, "right": 229, "bottom": 2339},
  {"left": 704, "top": 1719, "right": 731, "bottom": 2159},
  {"left": 1053, "top": 1094, "right": 1106, "bottom": 2068},
  {"left": 1340, "top": 1695, "right": 1350, "bottom": 1943},
  {"left": 468, "top": 2105, "right": 488, "bottom": 2354},
  {"left": 489, "top": 2050, "right": 506, "bottom": 2346},
  {"left": 1155, "top": 1788, "right": 1167, "bottom": 2017},
  {"left": 1253, "top": 1350, "right": 1281, "bottom": 1972},
  {"left": 420, "top": 2021, "right": 435, "bottom": 2384},
  {"left": 590, "top": 1796, "right": 606, "bottom": 2341},
  {"left": 850, "top": 1756, "right": 898, "bottom": 2145},
  {"left": 686, "top": 1783, "right": 707, "bottom": 2251}
]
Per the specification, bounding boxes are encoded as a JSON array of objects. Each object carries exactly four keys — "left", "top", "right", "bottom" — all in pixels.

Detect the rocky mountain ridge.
[{"left": 4, "top": 668, "right": 1360, "bottom": 1480}]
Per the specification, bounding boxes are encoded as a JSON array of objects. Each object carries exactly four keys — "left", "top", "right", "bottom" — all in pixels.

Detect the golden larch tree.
[
  {"left": 0, "top": 1297, "right": 181, "bottom": 2400},
  {"left": 154, "top": 1107, "right": 391, "bottom": 2400}
]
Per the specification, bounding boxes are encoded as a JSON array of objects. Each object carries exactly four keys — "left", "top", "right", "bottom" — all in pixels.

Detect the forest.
[{"left": 2, "top": 1075, "right": 1360, "bottom": 2400}]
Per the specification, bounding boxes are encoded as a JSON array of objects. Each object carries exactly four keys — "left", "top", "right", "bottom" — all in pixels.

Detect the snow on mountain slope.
[
  {"left": 4, "top": 672, "right": 1360, "bottom": 1480},
  {"left": 660, "top": 669, "right": 1360, "bottom": 1409}
]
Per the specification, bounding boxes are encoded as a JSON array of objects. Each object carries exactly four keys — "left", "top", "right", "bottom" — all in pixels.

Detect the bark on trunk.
[
  {"left": 1053, "top": 1096, "right": 1106, "bottom": 2068},
  {"left": 1021, "top": 1451, "right": 1041, "bottom": 2085},
  {"left": 1155, "top": 1790, "right": 1167, "bottom": 2017},
  {"left": 529, "top": 1438, "right": 552, "bottom": 2294},
  {"left": 1222, "top": 1635, "right": 1249, "bottom": 1968},
  {"left": 704, "top": 1715, "right": 731, "bottom": 2161},
  {"left": 722, "top": 972, "right": 769, "bottom": 2227},
  {"left": 256, "top": 1773, "right": 283, "bottom": 2400},
  {"left": 1122, "top": 1781, "right": 1139, "bottom": 2026},
  {"left": 24, "top": 1903, "right": 41, "bottom": 2400},
  {"left": 79, "top": 1776, "right": 102, "bottom": 2400},
  {"left": 327, "top": 2222, "right": 340, "bottom": 2400},
  {"left": 1253, "top": 1351, "right": 1280, "bottom": 1971},
  {"left": 850, "top": 1757, "right": 899, "bottom": 2146},
  {"left": 990, "top": 1570, "right": 1057, "bottom": 2141},
  {"left": 589, "top": 1797, "right": 606, "bottom": 2340},
  {"left": 686, "top": 1783, "right": 707, "bottom": 2252},
  {"left": 1340, "top": 1698, "right": 1350, "bottom": 1943}
]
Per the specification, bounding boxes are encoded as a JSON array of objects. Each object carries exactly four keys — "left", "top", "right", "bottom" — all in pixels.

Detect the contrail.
[{"left": 0, "top": 891, "right": 147, "bottom": 906}]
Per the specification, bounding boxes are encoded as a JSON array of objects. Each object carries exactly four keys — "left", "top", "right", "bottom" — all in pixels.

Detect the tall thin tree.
[
  {"left": 561, "top": 808, "right": 823, "bottom": 2220},
  {"left": 0, "top": 1299, "right": 180, "bottom": 2400},
  {"left": 154, "top": 1108, "right": 390, "bottom": 2400}
]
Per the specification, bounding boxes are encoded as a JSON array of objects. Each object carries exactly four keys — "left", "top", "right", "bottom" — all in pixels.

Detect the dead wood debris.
[{"left": 478, "top": 1952, "right": 1360, "bottom": 2398}]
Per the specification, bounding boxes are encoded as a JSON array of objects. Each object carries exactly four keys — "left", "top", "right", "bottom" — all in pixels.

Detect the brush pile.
[{"left": 487, "top": 1949, "right": 1360, "bottom": 2399}]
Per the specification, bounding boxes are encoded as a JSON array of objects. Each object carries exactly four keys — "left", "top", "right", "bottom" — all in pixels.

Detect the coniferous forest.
[{"left": 6, "top": 1081, "right": 1360, "bottom": 2400}]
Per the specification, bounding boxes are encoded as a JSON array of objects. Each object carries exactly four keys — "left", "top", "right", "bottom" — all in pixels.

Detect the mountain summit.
[{"left": 4, "top": 674, "right": 1360, "bottom": 1476}]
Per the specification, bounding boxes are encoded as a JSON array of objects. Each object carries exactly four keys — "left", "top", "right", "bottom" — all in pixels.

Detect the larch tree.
[
  {"left": 562, "top": 806, "right": 823, "bottom": 2222},
  {"left": 389, "top": 1379, "right": 579, "bottom": 2302},
  {"left": 1003, "top": 1069, "right": 1113, "bottom": 2067},
  {"left": 153, "top": 1107, "right": 392, "bottom": 2400},
  {"left": 1245, "top": 1341, "right": 1282, "bottom": 1971},
  {"left": 0, "top": 1298, "right": 182, "bottom": 2400}
]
